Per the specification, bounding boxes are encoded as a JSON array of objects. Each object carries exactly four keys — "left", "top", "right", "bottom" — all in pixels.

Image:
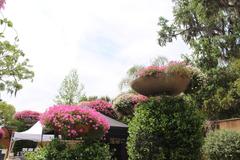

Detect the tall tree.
[
  {"left": 158, "top": 0, "right": 240, "bottom": 119},
  {"left": 158, "top": 0, "right": 240, "bottom": 70},
  {"left": 54, "top": 69, "right": 84, "bottom": 105},
  {"left": 0, "top": 15, "right": 34, "bottom": 95}
]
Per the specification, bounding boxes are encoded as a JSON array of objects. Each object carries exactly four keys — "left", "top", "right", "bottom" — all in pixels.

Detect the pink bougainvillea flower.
[
  {"left": 113, "top": 93, "right": 148, "bottom": 116},
  {"left": 40, "top": 105, "right": 110, "bottom": 140},
  {"left": 0, "top": 0, "right": 5, "bottom": 10},
  {"left": 14, "top": 110, "right": 41, "bottom": 124},
  {"left": 137, "top": 66, "right": 166, "bottom": 77},
  {"left": 79, "top": 100, "right": 117, "bottom": 119}
]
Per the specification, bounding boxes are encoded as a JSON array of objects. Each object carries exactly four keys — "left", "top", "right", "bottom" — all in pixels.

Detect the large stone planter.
[{"left": 131, "top": 74, "right": 190, "bottom": 96}]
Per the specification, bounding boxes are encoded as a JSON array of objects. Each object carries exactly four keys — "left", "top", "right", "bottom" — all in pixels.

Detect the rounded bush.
[
  {"left": 203, "top": 130, "right": 240, "bottom": 160},
  {"left": 113, "top": 93, "right": 148, "bottom": 116},
  {"left": 79, "top": 100, "right": 117, "bottom": 119},
  {"left": 127, "top": 96, "right": 204, "bottom": 160},
  {"left": 40, "top": 105, "right": 110, "bottom": 140}
]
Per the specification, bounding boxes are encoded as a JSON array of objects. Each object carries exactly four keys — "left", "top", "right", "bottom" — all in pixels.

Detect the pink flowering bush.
[
  {"left": 136, "top": 61, "right": 191, "bottom": 78},
  {"left": 0, "top": 128, "right": 4, "bottom": 139},
  {"left": 113, "top": 93, "right": 148, "bottom": 116},
  {"left": 14, "top": 110, "right": 41, "bottom": 124},
  {"left": 40, "top": 105, "right": 110, "bottom": 140},
  {"left": 79, "top": 100, "right": 117, "bottom": 119}
]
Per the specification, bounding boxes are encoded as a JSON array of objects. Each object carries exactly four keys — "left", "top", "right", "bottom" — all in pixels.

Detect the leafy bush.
[
  {"left": 127, "top": 96, "right": 204, "bottom": 160},
  {"left": 35, "top": 139, "right": 112, "bottom": 160},
  {"left": 24, "top": 147, "right": 47, "bottom": 160},
  {"left": 40, "top": 105, "right": 110, "bottom": 140},
  {"left": 203, "top": 130, "right": 240, "bottom": 160},
  {"left": 79, "top": 100, "right": 117, "bottom": 119}
]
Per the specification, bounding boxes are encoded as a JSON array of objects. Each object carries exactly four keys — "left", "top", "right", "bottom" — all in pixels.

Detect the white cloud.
[{"left": 1, "top": 0, "right": 190, "bottom": 112}]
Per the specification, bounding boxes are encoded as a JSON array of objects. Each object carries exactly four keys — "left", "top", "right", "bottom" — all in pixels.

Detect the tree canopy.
[
  {"left": 0, "top": 17, "right": 34, "bottom": 95},
  {"left": 54, "top": 69, "right": 84, "bottom": 105},
  {"left": 158, "top": 0, "right": 240, "bottom": 70},
  {"left": 0, "top": 101, "right": 15, "bottom": 126}
]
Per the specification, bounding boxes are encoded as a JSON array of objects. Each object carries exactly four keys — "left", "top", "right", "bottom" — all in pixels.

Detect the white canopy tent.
[
  {"left": 12, "top": 121, "right": 54, "bottom": 142},
  {"left": 7, "top": 121, "right": 54, "bottom": 159}
]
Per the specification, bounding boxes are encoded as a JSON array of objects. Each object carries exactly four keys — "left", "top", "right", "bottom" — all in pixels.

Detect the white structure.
[{"left": 7, "top": 121, "right": 54, "bottom": 159}]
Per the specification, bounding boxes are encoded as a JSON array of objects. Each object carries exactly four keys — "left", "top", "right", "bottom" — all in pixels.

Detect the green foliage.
[
  {"left": 24, "top": 147, "right": 47, "bottom": 160},
  {"left": 189, "top": 59, "right": 240, "bottom": 120},
  {"left": 0, "top": 101, "right": 15, "bottom": 125},
  {"left": 203, "top": 130, "right": 240, "bottom": 160},
  {"left": 158, "top": 0, "right": 240, "bottom": 70},
  {"left": 54, "top": 69, "right": 84, "bottom": 105},
  {"left": 43, "top": 139, "right": 111, "bottom": 160},
  {"left": 0, "top": 18, "right": 34, "bottom": 95},
  {"left": 127, "top": 96, "right": 204, "bottom": 160}
]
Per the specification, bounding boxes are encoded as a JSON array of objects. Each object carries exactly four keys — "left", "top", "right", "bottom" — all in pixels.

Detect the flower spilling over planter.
[
  {"left": 131, "top": 61, "right": 192, "bottom": 96},
  {"left": 40, "top": 105, "right": 110, "bottom": 140},
  {"left": 79, "top": 100, "right": 117, "bottom": 119},
  {"left": 0, "top": 128, "right": 4, "bottom": 139},
  {"left": 113, "top": 93, "right": 148, "bottom": 116},
  {"left": 137, "top": 61, "right": 190, "bottom": 78},
  {"left": 15, "top": 110, "right": 41, "bottom": 124}
]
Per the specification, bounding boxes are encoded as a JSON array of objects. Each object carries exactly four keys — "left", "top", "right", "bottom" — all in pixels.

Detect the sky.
[{"left": 1, "top": 0, "right": 190, "bottom": 112}]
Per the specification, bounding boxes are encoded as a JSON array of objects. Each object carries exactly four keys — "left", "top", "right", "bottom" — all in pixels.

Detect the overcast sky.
[{"left": 1, "top": 0, "right": 189, "bottom": 112}]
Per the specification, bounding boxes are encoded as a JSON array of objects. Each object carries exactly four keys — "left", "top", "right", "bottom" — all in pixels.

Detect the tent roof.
[
  {"left": 102, "top": 115, "right": 128, "bottom": 128},
  {"left": 13, "top": 122, "right": 54, "bottom": 142}
]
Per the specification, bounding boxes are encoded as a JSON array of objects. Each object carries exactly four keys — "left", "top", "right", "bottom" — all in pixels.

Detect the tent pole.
[{"left": 7, "top": 132, "right": 14, "bottom": 160}]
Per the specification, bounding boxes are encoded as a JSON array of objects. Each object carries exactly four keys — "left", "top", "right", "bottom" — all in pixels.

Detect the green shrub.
[
  {"left": 203, "top": 130, "right": 240, "bottom": 160},
  {"left": 24, "top": 147, "right": 47, "bottom": 160},
  {"left": 43, "top": 139, "right": 111, "bottom": 160},
  {"left": 127, "top": 96, "right": 204, "bottom": 160}
]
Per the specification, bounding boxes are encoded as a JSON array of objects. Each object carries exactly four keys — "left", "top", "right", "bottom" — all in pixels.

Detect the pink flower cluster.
[
  {"left": 113, "top": 93, "right": 148, "bottom": 116},
  {"left": 137, "top": 61, "right": 187, "bottom": 78},
  {"left": 14, "top": 110, "right": 41, "bottom": 123},
  {"left": 40, "top": 105, "right": 110, "bottom": 139},
  {"left": 137, "top": 66, "right": 166, "bottom": 77},
  {"left": 0, "top": 0, "right": 5, "bottom": 10},
  {"left": 79, "top": 100, "right": 117, "bottom": 119},
  {"left": 131, "top": 94, "right": 149, "bottom": 106},
  {"left": 0, "top": 128, "right": 4, "bottom": 139}
]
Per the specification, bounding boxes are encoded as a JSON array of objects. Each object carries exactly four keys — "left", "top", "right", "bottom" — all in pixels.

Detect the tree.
[
  {"left": 0, "top": 17, "right": 34, "bottom": 95},
  {"left": 158, "top": 0, "right": 240, "bottom": 71},
  {"left": 54, "top": 69, "right": 84, "bottom": 105},
  {"left": 0, "top": 101, "right": 15, "bottom": 126},
  {"left": 158, "top": 0, "right": 240, "bottom": 119}
]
